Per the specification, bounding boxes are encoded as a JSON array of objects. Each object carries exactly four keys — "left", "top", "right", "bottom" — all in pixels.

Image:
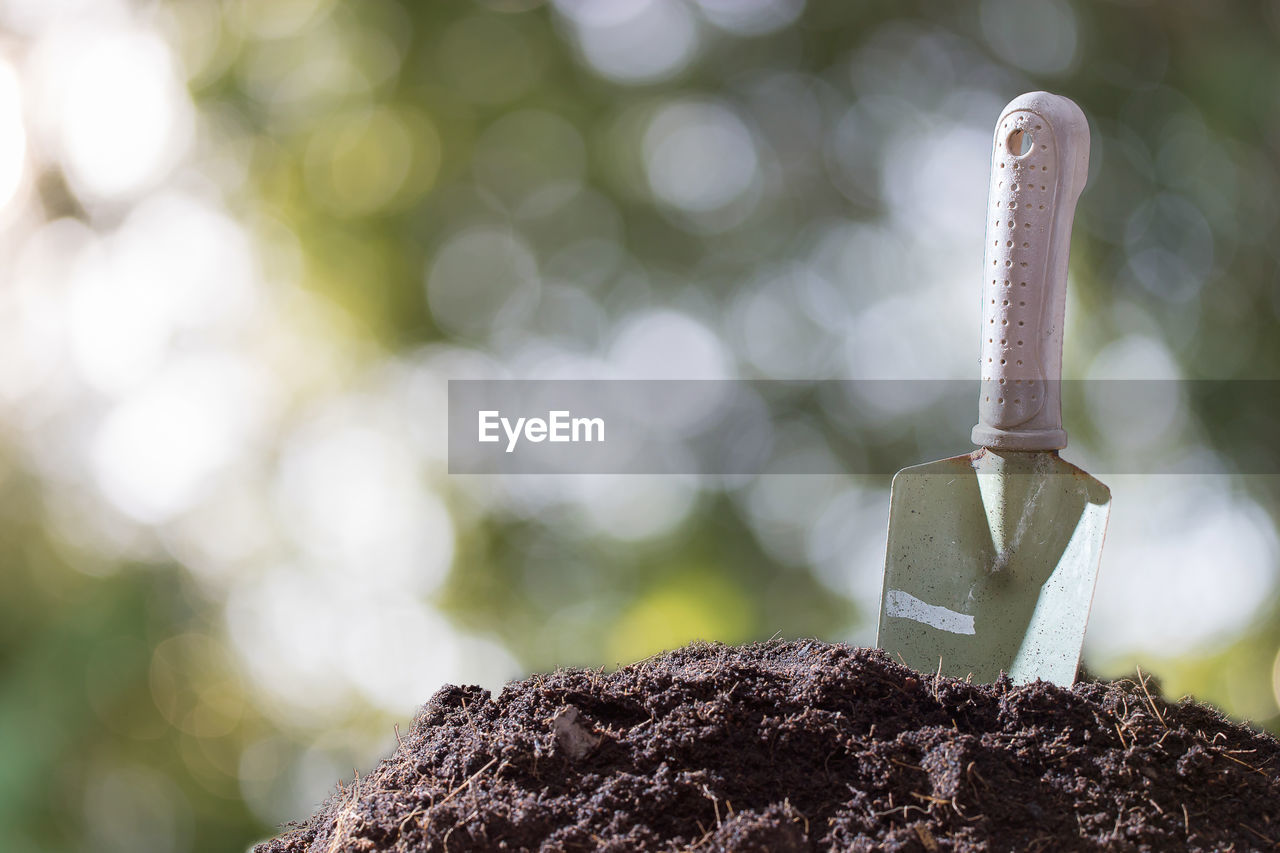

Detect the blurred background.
[{"left": 1, "top": 0, "right": 1279, "bottom": 849}]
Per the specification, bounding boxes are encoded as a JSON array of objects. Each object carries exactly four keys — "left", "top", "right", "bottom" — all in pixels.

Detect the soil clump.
[{"left": 256, "top": 640, "right": 1280, "bottom": 851}]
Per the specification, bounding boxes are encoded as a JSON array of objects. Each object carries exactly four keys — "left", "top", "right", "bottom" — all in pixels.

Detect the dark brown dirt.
[{"left": 255, "top": 640, "right": 1280, "bottom": 852}]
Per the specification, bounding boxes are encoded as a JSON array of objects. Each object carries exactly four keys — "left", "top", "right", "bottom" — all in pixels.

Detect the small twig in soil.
[
  {"left": 949, "top": 796, "right": 978, "bottom": 822},
  {"left": 458, "top": 697, "right": 484, "bottom": 747},
  {"left": 1240, "top": 822, "right": 1280, "bottom": 848},
  {"left": 1136, "top": 666, "right": 1167, "bottom": 729},
  {"left": 441, "top": 808, "right": 480, "bottom": 852},
  {"left": 700, "top": 786, "right": 721, "bottom": 828},
  {"left": 437, "top": 757, "right": 500, "bottom": 810},
  {"left": 965, "top": 761, "right": 990, "bottom": 792},
  {"left": 325, "top": 772, "right": 362, "bottom": 853},
  {"left": 1216, "top": 751, "right": 1268, "bottom": 777},
  {"left": 873, "top": 803, "right": 929, "bottom": 820},
  {"left": 396, "top": 806, "right": 426, "bottom": 837},
  {"left": 783, "top": 797, "right": 809, "bottom": 835}
]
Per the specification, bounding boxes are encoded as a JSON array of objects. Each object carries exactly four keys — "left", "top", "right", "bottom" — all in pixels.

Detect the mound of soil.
[{"left": 256, "top": 641, "right": 1280, "bottom": 851}]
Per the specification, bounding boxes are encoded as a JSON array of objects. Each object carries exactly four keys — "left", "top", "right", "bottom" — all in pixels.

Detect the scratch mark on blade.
[
  {"left": 884, "top": 589, "right": 976, "bottom": 635},
  {"left": 994, "top": 458, "right": 1050, "bottom": 572}
]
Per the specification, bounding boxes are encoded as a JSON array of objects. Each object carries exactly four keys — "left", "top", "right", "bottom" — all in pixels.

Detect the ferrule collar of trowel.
[{"left": 971, "top": 92, "right": 1089, "bottom": 452}]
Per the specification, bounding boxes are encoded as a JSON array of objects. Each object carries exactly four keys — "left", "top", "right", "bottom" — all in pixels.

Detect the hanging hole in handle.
[{"left": 1007, "top": 128, "right": 1033, "bottom": 158}]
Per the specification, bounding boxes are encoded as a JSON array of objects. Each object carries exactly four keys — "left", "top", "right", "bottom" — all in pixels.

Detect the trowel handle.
[{"left": 971, "top": 92, "right": 1089, "bottom": 452}]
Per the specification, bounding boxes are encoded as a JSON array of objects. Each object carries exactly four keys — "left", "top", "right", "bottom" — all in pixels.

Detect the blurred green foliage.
[{"left": 4, "top": 1, "right": 1280, "bottom": 850}]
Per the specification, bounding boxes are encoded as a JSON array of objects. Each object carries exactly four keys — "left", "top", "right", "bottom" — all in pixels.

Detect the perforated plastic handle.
[{"left": 971, "top": 92, "right": 1090, "bottom": 451}]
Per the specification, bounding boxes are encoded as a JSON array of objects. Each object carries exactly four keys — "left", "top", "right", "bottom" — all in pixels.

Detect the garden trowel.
[{"left": 876, "top": 92, "right": 1110, "bottom": 687}]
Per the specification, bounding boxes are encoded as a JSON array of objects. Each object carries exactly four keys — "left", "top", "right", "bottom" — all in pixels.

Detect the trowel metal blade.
[{"left": 876, "top": 448, "right": 1110, "bottom": 687}]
